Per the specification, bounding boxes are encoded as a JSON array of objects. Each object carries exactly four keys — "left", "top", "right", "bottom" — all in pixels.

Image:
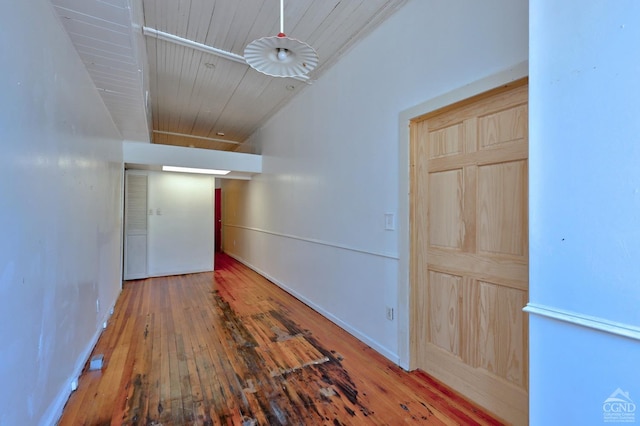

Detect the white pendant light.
[{"left": 244, "top": 0, "right": 318, "bottom": 78}]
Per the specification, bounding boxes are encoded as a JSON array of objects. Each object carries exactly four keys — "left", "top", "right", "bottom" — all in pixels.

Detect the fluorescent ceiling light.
[{"left": 162, "top": 166, "right": 230, "bottom": 175}]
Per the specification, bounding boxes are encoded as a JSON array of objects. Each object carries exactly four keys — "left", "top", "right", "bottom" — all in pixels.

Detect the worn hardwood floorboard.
[{"left": 58, "top": 253, "right": 504, "bottom": 425}]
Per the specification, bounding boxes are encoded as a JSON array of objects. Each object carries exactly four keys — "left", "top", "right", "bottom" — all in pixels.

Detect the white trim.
[
  {"left": 153, "top": 130, "right": 241, "bottom": 145},
  {"left": 119, "top": 162, "right": 125, "bottom": 288},
  {"left": 224, "top": 224, "right": 399, "bottom": 260},
  {"left": 524, "top": 303, "right": 640, "bottom": 341},
  {"left": 43, "top": 299, "right": 117, "bottom": 426},
  {"left": 147, "top": 267, "right": 213, "bottom": 278},
  {"left": 396, "top": 61, "right": 529, "bottom": 369},
  {"left": 226, "top": 252, "right": 402, "bottom": 365}
]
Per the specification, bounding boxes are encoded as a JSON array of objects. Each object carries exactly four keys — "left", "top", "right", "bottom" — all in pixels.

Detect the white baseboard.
[
  {"left": 148, "top": 266, "right": 213, "bottom": 277},
  {"left": 225, "top": 252, "right": 401, "bottom": 366},
  {"left": 40, "top": 298, "right": 118, "bottom": 426}
]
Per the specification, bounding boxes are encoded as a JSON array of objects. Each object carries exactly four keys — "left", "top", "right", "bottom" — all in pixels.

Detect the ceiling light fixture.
[
  {"left": 143, "top": 26, "right": 309, "bottom": 82},
  {"left": 244, "top": 0, "right": 318, "bottom": 78},
  {"left": 162, "top": 166, "right": 230, "bottom": 176}
]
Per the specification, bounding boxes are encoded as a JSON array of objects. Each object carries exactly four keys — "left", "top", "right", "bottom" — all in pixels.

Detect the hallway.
[{"left": 59, "top": 254, "right": 502, "bottom": 425}]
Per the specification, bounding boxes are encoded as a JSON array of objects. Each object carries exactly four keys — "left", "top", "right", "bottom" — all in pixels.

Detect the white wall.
[
  {"left": 223, "top": 0, "right": 528, "bottom": 364},
  {"left": 528, "top": 1, "right": 640, "bottom": 424},
  {"left": 123, "top": 141, "right": 262, "bottom": 178},
  {"left": 0, "top": 1, "right": 124, "bottom": 424},
  {"left": 147, "top": 171, "right": 214, "bottom": 276}
]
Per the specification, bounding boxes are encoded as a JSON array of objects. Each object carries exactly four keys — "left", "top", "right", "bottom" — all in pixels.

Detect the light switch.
[
  {"left": 384, "top": 213, "right": 395, "bottom": 230},
  {"left": 156, "top": 208, "right": 162, "bottom": 215}
]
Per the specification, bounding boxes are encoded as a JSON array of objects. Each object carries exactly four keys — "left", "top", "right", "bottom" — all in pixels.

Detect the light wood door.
[{"left": 410, "top": 81, "right": 528, "bottom": 424}]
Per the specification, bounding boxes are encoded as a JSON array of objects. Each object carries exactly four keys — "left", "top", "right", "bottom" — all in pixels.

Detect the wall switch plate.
[
  {"left": 386, "top": 307, "right": 394, "bottom": 321},
  {"left": 384, "top": 213, "right": 395, "bottom": 230}
]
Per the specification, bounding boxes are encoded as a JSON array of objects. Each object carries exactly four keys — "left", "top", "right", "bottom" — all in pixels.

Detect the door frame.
[
  {"left": 396, "top": 62, "right": 529, "bottom": 370},
  {"left": 215, "top": 187, "right": 222, "bottom": 253}
]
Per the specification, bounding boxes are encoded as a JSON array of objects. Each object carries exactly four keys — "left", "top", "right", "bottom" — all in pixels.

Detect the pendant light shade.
[{"left": 244, "top": 0, "right": 318, "bottom": 78}]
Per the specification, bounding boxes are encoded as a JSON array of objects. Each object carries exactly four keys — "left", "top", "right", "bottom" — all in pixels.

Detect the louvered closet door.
[
  {"left": 124, "top": 172, "right": 148, "bottom": 280},
  {"left": 411, "top": 82, "right": 528, "bottom": 424}
]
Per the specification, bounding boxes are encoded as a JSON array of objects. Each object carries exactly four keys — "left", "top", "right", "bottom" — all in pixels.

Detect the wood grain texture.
[
  {"left": 477, "top": 160, "right": 528, "bottom": 257},
  {"left": 428, "top": 271, "right": 461, "bottom": 357},
  {"left": 479, "top": 105, "right": 528, "bottom": 149},
  {"left": 59, "top": 253, "right": 503, "bottom": 426},
  {"left": 428, "top": 123, "right": 463, "bottom": 159},
  {"left": 428, "top": 169, "right": 464, "bottom": 249},
  {"left": 410, "top": 79, "right": 528, "bottom": 425}
]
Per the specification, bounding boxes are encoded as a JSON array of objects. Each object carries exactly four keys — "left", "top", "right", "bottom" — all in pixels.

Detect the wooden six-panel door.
[{"left": 410, "top": 81, "right": 528, "bottom": 424}]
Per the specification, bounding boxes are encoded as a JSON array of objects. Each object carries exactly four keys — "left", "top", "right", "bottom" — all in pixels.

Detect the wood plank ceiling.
[{"left": 50, "top": 0, "right": 407, "bottom": 153}]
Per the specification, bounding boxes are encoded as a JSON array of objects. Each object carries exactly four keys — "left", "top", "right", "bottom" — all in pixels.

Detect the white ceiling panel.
[
  {"left": 52, "top": 0, "right": 407, "bottom": 150},
  {"left": 52, "top": 0, "right": 150, "bottom": 142},
  {"left": 53, "top": 0, "right": 130, "bottom": 24}
]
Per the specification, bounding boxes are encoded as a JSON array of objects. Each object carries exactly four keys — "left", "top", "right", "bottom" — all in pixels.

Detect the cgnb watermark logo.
[{"left": 603, "top": 388, "right": 636, "bottom": 423}]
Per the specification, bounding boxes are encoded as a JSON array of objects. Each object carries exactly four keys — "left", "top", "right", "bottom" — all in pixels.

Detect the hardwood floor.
[{"left": 58, "top": 253, "right": 504, "bottom": 425}]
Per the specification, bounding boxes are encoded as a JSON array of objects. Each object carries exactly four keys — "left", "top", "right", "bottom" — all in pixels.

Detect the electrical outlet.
[
  {"left": 386, "top": 306, "right": 394, "bottom": 321},
  {"left": 89, "top": 354, "right": 104, "bottom": 371}
]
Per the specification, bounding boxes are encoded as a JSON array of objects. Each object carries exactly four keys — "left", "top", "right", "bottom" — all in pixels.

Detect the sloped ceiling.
[
  {"left": 51, "top": 0, "right": 407, "bottom": 152},
  {"left": 51, "top": 0, "right": 150, "bottom": 143}
]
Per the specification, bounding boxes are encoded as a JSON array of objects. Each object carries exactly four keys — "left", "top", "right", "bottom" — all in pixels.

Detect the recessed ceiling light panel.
[{"left": 162, "top": 165, "right": 230, "bottom": 175}]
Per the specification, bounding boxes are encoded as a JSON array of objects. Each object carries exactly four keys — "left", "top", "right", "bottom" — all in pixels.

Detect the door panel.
[
  {"left": 477, "top": 160, "right": 527, "bottom": 256},
  {"left": 428, "top": 169, "right": 464, "bottom": 249},
  {"left": 411, "top": 81, "right": 528, "bottom": 424},
  {"left": 428, "top": 271, "right": 461, "bottom": 356},
  {"left": 124, "top": 172, "right": 148, "bottom": 280}
]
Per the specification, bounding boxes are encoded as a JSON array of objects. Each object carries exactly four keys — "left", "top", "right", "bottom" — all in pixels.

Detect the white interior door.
[{"left": 124, "top": 171, "right": 148, "bottom": 280}]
